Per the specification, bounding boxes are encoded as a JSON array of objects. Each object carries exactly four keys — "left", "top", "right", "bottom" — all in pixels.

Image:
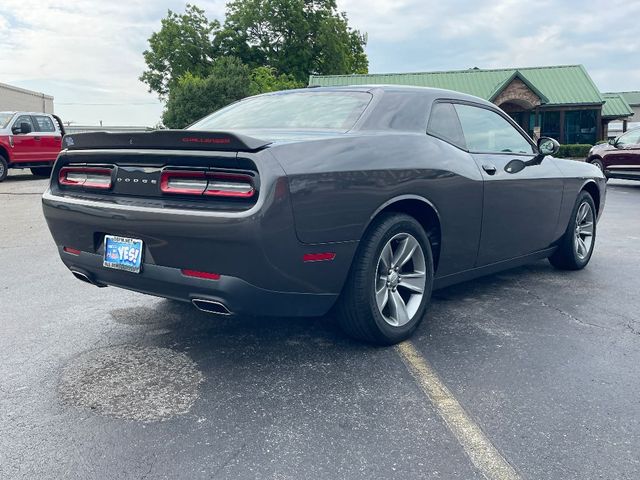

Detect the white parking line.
[{"left": 396, "top": 341, "right": 520, "bottom": 480}]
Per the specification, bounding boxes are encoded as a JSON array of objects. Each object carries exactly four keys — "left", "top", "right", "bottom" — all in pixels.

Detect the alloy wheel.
[
  {"left": 574, "top": 201, "right": 594, "bottom": 260},
  {"left": 375, "top": 233, "right": 426, "bottom": 327}
]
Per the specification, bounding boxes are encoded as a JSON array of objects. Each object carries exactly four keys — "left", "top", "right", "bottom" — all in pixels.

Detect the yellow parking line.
[{"left": 396, "top": 341, "right": 520, "bottom": 480}]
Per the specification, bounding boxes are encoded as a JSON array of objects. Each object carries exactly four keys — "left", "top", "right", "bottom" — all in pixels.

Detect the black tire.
[
  {"left": 589, "top": 158, "right": 608, "bottom": 182},
  {"left": 30, "top": 167, "right": 53, "bottom": 178},
  {"left": 0, "top": 155, "right": 8, "bottom": 182},
  {"left": 549, "top": 191, "right": 597, "bottom": 270},
  {"left": 337, "top": 213, "right": 434, "bottom": 345}
]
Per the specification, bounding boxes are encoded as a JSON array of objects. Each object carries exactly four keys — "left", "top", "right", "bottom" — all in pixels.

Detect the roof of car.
[
  {"left": 0, "top": 111, "right": 52, "bottom": 116},
  {"left": 302, "top": 84, "right": 497, "bottom": 108}
]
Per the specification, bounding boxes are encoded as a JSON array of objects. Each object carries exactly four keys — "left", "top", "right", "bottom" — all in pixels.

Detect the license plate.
[{"left": 103, "top": 235, "right": 144, "bottom": 273}]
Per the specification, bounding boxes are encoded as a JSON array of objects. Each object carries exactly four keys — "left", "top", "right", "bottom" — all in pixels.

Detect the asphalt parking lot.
[{"left": 1, "top": 171, "right": 639, "bottom": 480}]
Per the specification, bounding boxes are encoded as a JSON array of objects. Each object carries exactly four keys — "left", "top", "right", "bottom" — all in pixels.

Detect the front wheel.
[
  {"left": 589, "top": 158, "right": 608, "bottom": 182},
  {"left": 337, "top": 213, "right": 434, "bottom": 345},
  {"left": 549, "top": 191, "right": 596, "bottom": 270},
  {"left": 30, "top": 167, "right": 53, "bottom": 177}
]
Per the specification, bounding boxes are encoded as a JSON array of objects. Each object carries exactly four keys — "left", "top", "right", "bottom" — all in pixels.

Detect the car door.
[
  {"left": 453, "top": 102, "right": 564, "bottom": 266},
  {"left": 426, "top": 101, "right": 484, "bottom": 275},
  {"left": 32, "top": 115, "right": 62, "bottom": 162},
  {"left": 9, "top": 115, "right": 38, "bottom": 163},
  {"left": 605, "top": 129, "right": 640, "bottom": 174}
]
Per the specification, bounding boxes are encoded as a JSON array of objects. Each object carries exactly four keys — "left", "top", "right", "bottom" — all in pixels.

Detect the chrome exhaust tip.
[
  {"left": 71, "top": 270, "right": 94, "bottom": 285},
  {"left": 70, "top": 270, "right": 106, "bottom": 288},
  {"left": 191, "top": 299, "right": 232, "bottom": 315}
]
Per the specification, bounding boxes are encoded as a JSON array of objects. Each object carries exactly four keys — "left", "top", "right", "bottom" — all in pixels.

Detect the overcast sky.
[{"left": 1, "top": 0, "right": 638, "bottom": 126}]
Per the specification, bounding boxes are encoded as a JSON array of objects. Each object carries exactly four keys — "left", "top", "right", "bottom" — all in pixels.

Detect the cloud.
[
  {"left": 1, "top": 0, "right": 638, "bottom": 125},
  {"left": 0, "top": 0, "right": 228, "bottom": 125},
  {"left": 338, "top": 0, "right": 640, "bottom": 91}
]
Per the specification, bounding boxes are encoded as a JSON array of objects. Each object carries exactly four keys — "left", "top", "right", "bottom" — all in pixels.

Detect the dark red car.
[
  {"left": 587, "top": 127, "right": 640, "bottom": 181},
  {"left": 0, "top": 111, "right": 65, "bottom": 182}
]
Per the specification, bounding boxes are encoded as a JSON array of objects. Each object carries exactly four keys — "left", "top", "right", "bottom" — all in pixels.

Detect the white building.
[{"left": 0, "top": 81, "right": 54, "bottom": 113}]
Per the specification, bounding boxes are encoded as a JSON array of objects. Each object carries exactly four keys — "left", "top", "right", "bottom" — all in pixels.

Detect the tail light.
[
  {"left": 59, "top": 166, "right": 113, "bottom": 189},
  {"left": 160, "top": 171, "right": 207, "bottom": 195},
  {"left": 160, "top": 170, "right": 254, "bottom": 198},
  {"left": 204, "top": 172, "right": 255, "bottom": 198}
]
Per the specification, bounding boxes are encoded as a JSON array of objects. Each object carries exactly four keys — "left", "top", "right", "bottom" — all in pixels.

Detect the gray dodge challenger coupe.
[{"left": 42, "top": 86, "right": 606, "bottom": 345}]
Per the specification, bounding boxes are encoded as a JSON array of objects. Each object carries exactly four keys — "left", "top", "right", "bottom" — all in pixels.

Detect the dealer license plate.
[{"left": 103, "top": 235, "right": 143, "bottom": 273}]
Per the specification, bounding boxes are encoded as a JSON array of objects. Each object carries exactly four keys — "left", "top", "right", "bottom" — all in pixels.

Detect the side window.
[
  {"left": 427, "top": 102, "right": 466, "bottom": 149},
  {"left": 454, "top": 104, "right": 535, "bottom": 154},
  {"left": 14, "top": 115, "right": 35, "bottom": 132},
  {"left": 34, "top": 115, "right": 56, "bottom": 133},
  {"left": 617, "top": 129, "right": 640, "bottom": 146}
]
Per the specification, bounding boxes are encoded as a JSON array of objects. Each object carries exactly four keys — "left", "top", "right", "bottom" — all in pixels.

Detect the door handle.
[
  {"left": 482, "top": 164, "right": 497, "bottom": 175},
  {"left": 34, "top": 136, "right": 41, "bottom": 141}
]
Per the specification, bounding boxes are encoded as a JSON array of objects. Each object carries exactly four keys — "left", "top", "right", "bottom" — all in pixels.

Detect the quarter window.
[
  {"left": 454, "top": 104, "right": 535, "bottom": 154},
  {"left": 427, "top": 102, "right": 466, "bottom": 149},
  {"left": 34, "top": 115, "right": 56, "bottom": 132}
]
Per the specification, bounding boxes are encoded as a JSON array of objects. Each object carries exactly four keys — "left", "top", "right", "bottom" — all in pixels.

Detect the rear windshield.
[
  {"left": 0, "top": 113, "right": 14, "bottom": 129},
  {"left": 189, "top": 91, "right": 372, "bottom": 131}
]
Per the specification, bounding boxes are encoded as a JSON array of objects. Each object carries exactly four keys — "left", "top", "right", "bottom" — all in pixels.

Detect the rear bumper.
[
  {"left": 42, "top": 186, "right": 357, "bottom": 317},
  {"left": 60, "top": 248, "right": 337, "bottom": 317}
]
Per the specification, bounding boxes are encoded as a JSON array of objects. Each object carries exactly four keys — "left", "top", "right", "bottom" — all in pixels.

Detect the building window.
[
  {"left": 541, "top": 111, "right": 561, "bottom": 141},
  {"left": 565, "top": 110, "right": 597, "bottom": 144}
]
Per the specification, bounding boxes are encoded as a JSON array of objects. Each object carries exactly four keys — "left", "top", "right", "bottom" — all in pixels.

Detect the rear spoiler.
[
  {"left": 52, "top": 114, "right": 65, "bottom": 136},
  {"left": 61, "top": 130, "right": 271, "bottom": 152}
]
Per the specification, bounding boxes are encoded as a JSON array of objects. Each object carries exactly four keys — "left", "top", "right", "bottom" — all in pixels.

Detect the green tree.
[
  {"left": 220, "top": 0, "right": 368, "bottom": 83},
  {"left": 162, "top": 57, "right": 251, "bottom": 129},
  {"left": 140, "top": 4, "right": 220, "bottom": 97},
  {"left": 249, "top": 66, "right": 304, "bottom": 95}
]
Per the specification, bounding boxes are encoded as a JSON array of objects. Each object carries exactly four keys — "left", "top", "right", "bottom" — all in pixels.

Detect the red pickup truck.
[{"left": 0, "top": 111, "right": 65, "bottom": 182}]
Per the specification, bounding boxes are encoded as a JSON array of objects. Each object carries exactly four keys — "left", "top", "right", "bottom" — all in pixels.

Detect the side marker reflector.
[
  {"left": 181, "top": 269, "right": 221, "bottom": 280},
  {"left": 63, "top": 247, "right": 81, "bottom": 255},
  {"left": 303, "top": 252, "right": 336, "bottom": 263}
]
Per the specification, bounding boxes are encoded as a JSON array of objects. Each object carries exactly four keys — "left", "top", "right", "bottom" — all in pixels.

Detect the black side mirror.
[
  {"left": 608, "top": 138, "right": 616, "bottom": 146},
  {"left": 506, "top": 137, "right": 561, "bottom": 174},
  {"left": 505, "top": 159, "right": 526, "bottom": 174},
  {"left": 12, "top": 122, "right": 32, "bottom": 135}
]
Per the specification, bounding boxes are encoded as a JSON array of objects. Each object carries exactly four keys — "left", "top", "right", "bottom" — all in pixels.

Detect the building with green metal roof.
[
  {"left": 602, "top": 93, "right": 634, "bottom": 119},
  {"left": 310, "top": 65, "right": 634, "bottom": 144},
  {"left": 605, "top": 91, "right": 640, "bottom": 128}
]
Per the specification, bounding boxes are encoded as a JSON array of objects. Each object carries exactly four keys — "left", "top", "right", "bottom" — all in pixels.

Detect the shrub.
[{"left": 557, "top": 144, "right": 593, "bottom": 159}]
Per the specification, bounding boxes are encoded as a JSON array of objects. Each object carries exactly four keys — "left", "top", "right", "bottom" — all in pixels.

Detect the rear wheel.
[
  {"left": 0, "top": 155, "right": 7, "bottom": 182},
  {"left": 337, "top": 213, "right": 434, "bottom": 345},
  {"left": 30, "top": 166, "right": 53, "bottom": 177},
  {"left": 549, "top": 191, "right": 596, "bottom": 270}
]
